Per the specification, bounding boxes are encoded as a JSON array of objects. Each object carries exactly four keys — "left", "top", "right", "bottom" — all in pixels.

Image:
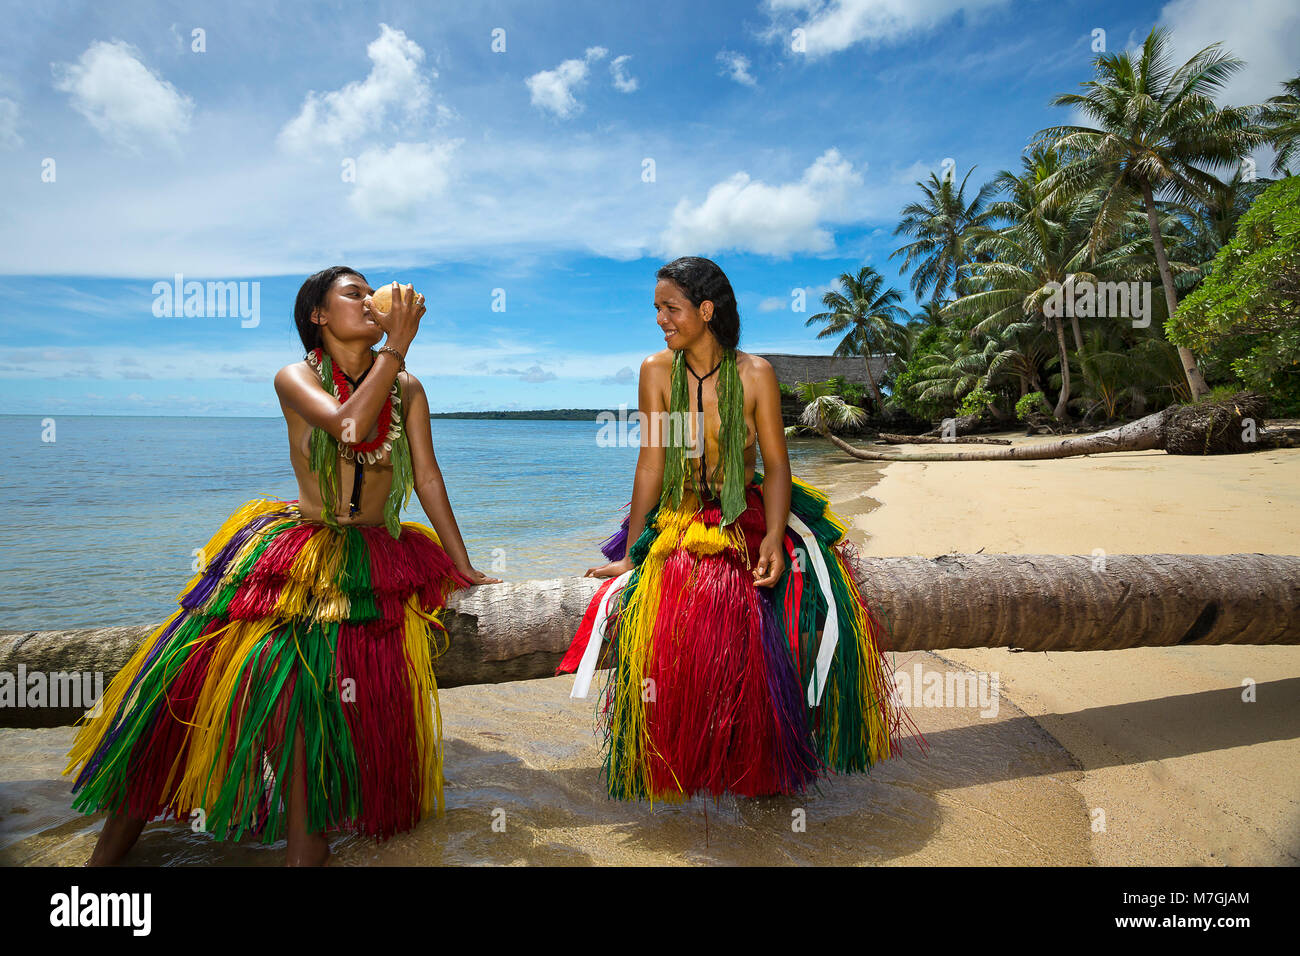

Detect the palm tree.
[
  {"left": 1170, "top": 167, "right": 1273, "bottom": 277},
  {"left": 1033, "top": 26, "right": 1263, "bottom": 401},
  {"left": 786, "top": 380, "right": 868, "bottom": 438},
  {"left": 981, "top": 317, "right": 1056, "bottom": 404},
  {"left": 1258, "top": 73, "right": 1300, "bottom": 175},
  {"left": 951, "top": 183, "right": 1192, "bottom": 421},
  {"left": 805, "top": 266, "right": 909, "bottom": 412},
  {"left": 900, "top": 334, "right": 986, "bottom": 419},
  {"left": 890, "top": 165, "right": 1000, "bottom": 304},
  {"left": 909, "top": 300, "right": 951, "bottom": 332}
]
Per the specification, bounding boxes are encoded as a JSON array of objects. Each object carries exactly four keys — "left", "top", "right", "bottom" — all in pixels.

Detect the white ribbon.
[
  {"left": 570, "top": 516, "right": 839, "bottom": 708},
  {"left": 786, "top": 512, "right": 839, "bottom": 708},
  {"left": 570, "top": 569, "right": 635, "bottom": 699}
]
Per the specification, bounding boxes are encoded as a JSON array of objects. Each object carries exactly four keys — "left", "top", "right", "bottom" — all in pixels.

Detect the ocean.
[{"left": 0, "top": 415, "right": 839, "bottom": 630}]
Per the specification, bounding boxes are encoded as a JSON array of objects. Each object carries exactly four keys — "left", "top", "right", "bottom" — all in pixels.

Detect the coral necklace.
[
  {"left": 306, "top": 347, "right": 403, "bottom": 462},
  {"left": 304, "top": 347, "right": 414, "bottom": 536}
]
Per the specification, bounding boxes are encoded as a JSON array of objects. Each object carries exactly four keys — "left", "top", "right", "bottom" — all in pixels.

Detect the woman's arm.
[
  {"left": 274, "top": 353, "right": 403, "bottom": 442},
  {"left": 586, "top": 353, "right": 666, "bottom": 577},
  {"left": 404, "top": 374, "right": 501, "bottom": 585},
  {"left": 751, "top": 357, "right": 791, "bottom": 587},
  {"left": 273, "top": 285, "right": 421, "bottom": 441}
]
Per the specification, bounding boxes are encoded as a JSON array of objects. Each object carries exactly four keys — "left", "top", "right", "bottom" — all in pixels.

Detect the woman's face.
[
  {"left": 315, "top": 274, "right": 384, "bottom": 346},
  {"left": 654, "top": 278, "right": 714, "bottom": 351}
]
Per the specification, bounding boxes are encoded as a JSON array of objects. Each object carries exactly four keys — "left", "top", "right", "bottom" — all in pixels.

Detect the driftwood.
[
  {"left": 2, "top": 553, "right": 1297, "bottom": 728},
  {"left": 875, "top": 433, "right": 1013, "bottom": 446},
  {"left": 921, "top": 411, "right": 988, "bottom": 438},
  {"left": 828, "top": 393, "right": 1272, "bottom": 462}
]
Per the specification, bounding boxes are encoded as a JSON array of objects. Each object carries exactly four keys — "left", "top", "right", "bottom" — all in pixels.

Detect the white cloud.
[
  {"left": 610, "top": 54, "right": 639, "bottom": 92},
  {"left": 520, "top": 365, "right": 557, "bottom": 383},
  {"left": 762, "top": 0, "right": 1011, "bottom": 58},
  {"left": 661, "top": 148, "right": 864, "bottom": 257},
  {"left": 51, "top": 40, "right": 193, "bottom": 150},
  {"left": 717, "top": 50, "right": 757, "bottom": 86},
  {"left": 601, "top": 365, "right": 636, "bottom": 384},
  {"left": 347, "top": 140, "right": 460, "bottom": 219},
  {"left": 1156, "top": 0, "right": 1300, "bottom": 108},
  {"left": 277, "top": 23, "right": 433, "bottom": 153},
  {"left": 526, "top": 47, "right": 608, "bottom": 118}
]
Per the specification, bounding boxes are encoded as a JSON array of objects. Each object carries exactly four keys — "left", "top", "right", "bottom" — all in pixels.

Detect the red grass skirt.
[{"left": 64, "top": 498, "right": 472, "bottom": 843}]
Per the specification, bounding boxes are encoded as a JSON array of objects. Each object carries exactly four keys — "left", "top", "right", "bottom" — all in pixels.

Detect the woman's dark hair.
[
  {"left": 656, "top": 257, "right": 740, "bottom": 349},
  {"left": 294, "top": 265, "right": 368, "bottom": 353}
]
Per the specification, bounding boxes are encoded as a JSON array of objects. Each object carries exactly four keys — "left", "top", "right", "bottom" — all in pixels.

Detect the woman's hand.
[
  {"left": 366, "top": 282, "right": 424, "bottom": 352},
  {"left": 752, "top": 534, "right": 786, "bottom": 588},
  {"left": 459, "top": 565, "right": 502, "bottom": 586},
  {"left": 585, "top": 556, "right": 633, "bottom": 579}
]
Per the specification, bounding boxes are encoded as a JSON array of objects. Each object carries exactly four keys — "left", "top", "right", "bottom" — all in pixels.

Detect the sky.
[{"left": 0, "top": 0, "right": 1295, "bottom": 415}]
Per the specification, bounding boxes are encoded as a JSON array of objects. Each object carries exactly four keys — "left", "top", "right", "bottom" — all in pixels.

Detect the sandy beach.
[
  {"left": 2, "top": 434, "right": 1296, "bottom": 865},
  {"left": 851, "top": 432, "right": 1300, "bottom": 865}
]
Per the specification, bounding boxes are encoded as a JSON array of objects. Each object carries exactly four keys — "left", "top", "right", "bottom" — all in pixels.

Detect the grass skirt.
[
  {"left": 559, "top": 474, "right": 923, "bottom": 802},
  {"left": 64, "top": 498, "right": 472, "bottom": 843}
]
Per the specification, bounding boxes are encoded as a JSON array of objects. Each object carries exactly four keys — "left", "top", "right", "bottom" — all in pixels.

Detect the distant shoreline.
[
  {"left": 0, "top": 410, "right": 629, "bottom": 421},
  {"left": 430, "top": 408, "right": 629, "bottom": 421}
]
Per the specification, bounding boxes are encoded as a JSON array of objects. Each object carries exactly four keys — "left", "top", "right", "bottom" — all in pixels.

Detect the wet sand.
[
  {"left": 0, "top": 451, "right": 1095, "bottom": 866},
  {"left": 855, "top": 433, "right": 1300, "bottom": 865}
]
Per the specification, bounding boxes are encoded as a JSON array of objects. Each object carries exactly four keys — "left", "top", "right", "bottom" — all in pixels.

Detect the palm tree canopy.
[
  {"left": 890, "top": 165, "right": 1002, "bottom": 302},
  {"left": 1258, "top": 73, "right": 1300, "bottom": 175},
  {"left": 1031, "top": 26, "right": 1263, "bottom": 259},
  {"left": 806, "top": 265, "right": 910, "bottom": 357}
]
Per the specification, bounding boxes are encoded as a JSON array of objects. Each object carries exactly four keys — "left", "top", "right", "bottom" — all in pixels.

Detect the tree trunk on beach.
[
  {"left": 862, "top": 353, "right": 886, "bottom": 413},
  {"left": 921, "top": 411, "right": 989, "bottom": 438},
  {"left": 3, "top": 553, "right": 1298, "bottom": 728},
  {"left": 876, "top": 433, "right": 1012, "bottom": 445},
  {"left": 826, "top": 393, "right": 1268, "bottom": 462},
  {"left": 1052, "top": 314, "right": 1072, "bottom": 421},
  {"left": 1142, "top": 181, "right": 1211, "bottom": 400}
]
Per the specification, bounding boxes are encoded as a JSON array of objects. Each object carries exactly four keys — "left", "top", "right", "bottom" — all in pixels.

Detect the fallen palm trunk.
[
  {"left": 2, "top": 553, "right": 1297, "bottom": 728},
  {"left": 828, "top": 393, "right": 1271, "bottom": 462},
  {"left": 921, "top": 410, "right": 989, "bottom": 438},
  {"left": 875, "top": 433, "right": 1012, "bottom": 445}
]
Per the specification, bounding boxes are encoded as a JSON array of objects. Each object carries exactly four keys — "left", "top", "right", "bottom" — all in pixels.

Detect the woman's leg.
[
  {"left": 285, "top": 721, "right": 330, "bottom": 866},
  {"left": 86, "top": 811, "right": 146, "bottom": 866}
]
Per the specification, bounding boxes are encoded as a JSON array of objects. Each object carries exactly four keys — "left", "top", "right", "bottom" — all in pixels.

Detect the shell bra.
[
  {"left": 659, "top": 347, "right": 748, "bottom": 526},
  {"left": 305, "top": 347, "right": 414, "bottom": 538}
]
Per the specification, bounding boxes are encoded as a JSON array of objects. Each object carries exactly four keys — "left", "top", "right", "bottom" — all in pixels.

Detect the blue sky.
[{"left": 0, "top": 0, "right": 1294, "bottom": 415}]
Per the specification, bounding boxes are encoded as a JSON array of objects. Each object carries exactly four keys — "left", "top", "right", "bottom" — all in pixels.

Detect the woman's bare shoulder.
[
  {"left": 641, "top": 349, "right": 674, "bottom": 371},
  {"left": 736, "top": 351, "right": 778, "bottom": 388},
  {"left": 273, "top": 360, "right": 313, "bottom": 392}
]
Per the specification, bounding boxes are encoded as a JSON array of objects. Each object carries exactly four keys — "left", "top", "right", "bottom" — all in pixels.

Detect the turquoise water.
[{"left": 0, "top": 415, "right": 837, "bottom": 630}]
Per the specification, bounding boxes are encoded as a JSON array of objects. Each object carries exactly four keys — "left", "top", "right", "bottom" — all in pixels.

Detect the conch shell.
[{"left": 369, "top": 282, "right": 418, "bottom": 314}]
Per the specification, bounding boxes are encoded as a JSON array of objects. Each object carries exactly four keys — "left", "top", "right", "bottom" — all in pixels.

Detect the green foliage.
[
  {"left": 1170, "top": 176, "right": 1300, "bottom": 414},
  {"left": 791, "top": 379, "right": 868, "bottom": 434},
  {"left": 1015, "top": 391, "right": 1048, "bottom": 421},
  {"left": 886, "top": 325, "right": 957, "bottom": 420},
  {"left": 957, "top": 384, "right": 996, "bottom": 416},
  {"left": 823, "top": 375, "right": 869, "bottom": 407}
]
